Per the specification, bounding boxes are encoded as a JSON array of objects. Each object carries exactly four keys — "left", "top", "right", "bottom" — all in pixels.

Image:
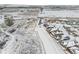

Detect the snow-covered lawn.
[{"left": 0, "top": 19, "right": 45, "bottom": 54}]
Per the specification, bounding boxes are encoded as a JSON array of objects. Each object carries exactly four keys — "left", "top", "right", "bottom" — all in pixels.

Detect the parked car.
[
  {"left": 46, "top": 26, "right": 54, "bottom": 32},
  {"left": 66, "top": 40, "right": 78, "bottom": 48},
  {"left": 66, "top": 46, "right": 79, "bottom": 54},
  {"left": 60, "top": 36, "right": 70, "bottom": 47},
  {"left": 55, "top": 31, "right": 63, "bottom": 40}
]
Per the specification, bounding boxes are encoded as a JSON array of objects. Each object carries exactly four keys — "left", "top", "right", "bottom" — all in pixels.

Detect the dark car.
[{"left": 59, "top": 36, "right": 70, "bottom": 47}]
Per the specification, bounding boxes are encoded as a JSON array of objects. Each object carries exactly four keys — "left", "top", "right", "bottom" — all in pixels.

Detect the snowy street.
[{"left": 35, "top": 25, "right": 65, "bottom": 54}]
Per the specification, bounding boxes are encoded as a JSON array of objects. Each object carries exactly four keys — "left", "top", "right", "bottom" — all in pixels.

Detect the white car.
[
  {"left": 67, "top": 46, "right": 79, "bottom": 54},
  {"left": 66, "top": 40, "right": 78, "bottom": 48}
]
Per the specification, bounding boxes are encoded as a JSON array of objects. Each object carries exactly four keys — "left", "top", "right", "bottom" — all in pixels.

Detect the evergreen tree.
[{"left": 5, "top": 17, "right": 14, "bottom": 26}]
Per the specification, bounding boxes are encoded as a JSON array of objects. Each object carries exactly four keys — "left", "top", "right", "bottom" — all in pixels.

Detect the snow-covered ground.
[
  {"left": 0, "top": 19, "right": 45, "bottom": 54},
  {"left": 1, "top": 5, "right": 79, "bottom": 54},
  {"left": 39, "top": 10, "right": 79, "bottom": 18}
]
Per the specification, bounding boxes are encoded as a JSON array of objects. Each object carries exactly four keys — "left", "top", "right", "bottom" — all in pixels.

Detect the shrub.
[{"left": 5, "top": 18, "right": 14, "bottom": 26}]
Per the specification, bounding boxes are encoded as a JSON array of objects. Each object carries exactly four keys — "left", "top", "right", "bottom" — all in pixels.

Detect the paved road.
[{"left": 35, "top": 25, "right": 65, "bottom": 54}]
